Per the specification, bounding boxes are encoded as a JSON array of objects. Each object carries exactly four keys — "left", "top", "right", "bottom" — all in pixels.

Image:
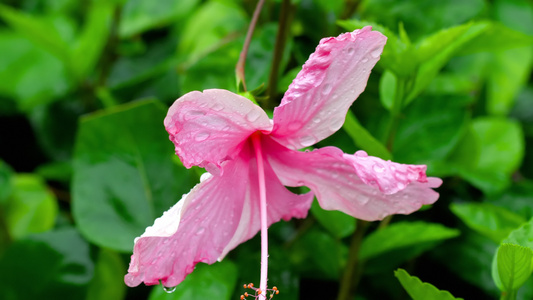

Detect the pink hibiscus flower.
[{"left": 124, "top": 27, "right": 442, "bottom": 296}]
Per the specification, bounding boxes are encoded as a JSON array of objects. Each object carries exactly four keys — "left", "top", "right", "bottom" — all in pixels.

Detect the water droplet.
[
  {"left": 299, "top": 135, "right": 317, "bottom": 147},
  {"left": 196, "top": 227, "right": 205, "bottom": 235},
  {"left": 361, "top": 57, "right": 369, "bottom": 63},
  {"left": 397, "top": 182, "right": 406, "bottom": 190},
  {"left": 212, "top": 103, "right": 224, "bottom": 111},
  {"left": 163, "top": 285, "right": 177, "bottom": 293},
  {"left": 347, "top": 47, "right": 354, "bottom": 54},
  {"left": 372, "top": 164, "right": 385, "bottom": 173},
  {"left": 354, "top": 150, "right": 368, "bottom": 158},
  {"left": 312, "top": 118, "right": 321, "bottom": 124},
  {"left": 370, "top": 47, "right": 382, "bottom": 58},
  {"left": 246, "top": 109, "right": 261, "bottom": 122},
  {"left": 329, "top": 118, "right": 344, "bottom": 132},
  {"left": 189, "top": 110, "right": 206, "bottom": 116},
  {"left": 288, "top": 121, "right": 302, "bottom": 131},
  {"left": 195, "top": 132, "right": 210, "bottom": 141},
  {"left": 322, "top": 83, "right": 332, "bottom": 95}
]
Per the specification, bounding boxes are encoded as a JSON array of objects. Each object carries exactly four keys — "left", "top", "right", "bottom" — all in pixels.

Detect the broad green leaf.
[
  {"left": 148, "top": 261, "right": 237, "bottom": 300},
  {"left": 359, "top": 0, "right": 486, "bottom": 40},
  {"left": 0, "top": 228, "right": 94, "bottom": 299},
  {"left": 120, "top": 0, "right": 200, "bottom": 38},
  {"left": 178, "top": 1, "right": 246, "bottom": 67},
  {"left": 497, "top": 243, "right": 533, "bottom": 291},
  {"left": 458, "top": 23, "right": 533, "bottom": 55},
  {"left": 450, "top": 203, "right": 526, "bottom": 243},
  {"left": 343, "top": 110, "right": 392, "bottom": 160},
  {"left": 452, "top": 117, "right": 525, "bottom": 194},
  {"left": 86, "top": 248, "right": 126, "bottom": 300},
  {"left": 392, "top": 95, "right": 469, "bottom": 167},
  {"left": 432, "top": 233, "right": 500, "bottom": 295},
  {"left": 0, "top": 31, "right": 71, "bottom": 110},
  {"left": 360, "top": 221, "right": 460, "bottom": 260},
  {"left": 72, "top": 99, "right": 197, "bottom": 252},
  {"left": 310, "top": 200, "right": 355, "bottom": 239},
  {"left": 71, "top": 1, "right": 114, "bottom": 79},
  {"left": 487, "top": 181, "right": 533, "bottom": 220},
  {"left": 5, "top": 174, "right": 58, "bottom": 239},
  {"left": 504, "top": 218, "right": 533, "bottom": 250},
  {"left": 0, "top": 160, "right": 13, "bottom": 204},
  {"left": 289, "top": 227, "right": 345, "bottom": 279},
  {"left": 487, "top": 47, "right": 533, "bottom": 116},
  {"left": 406, "top": 22, "right": 489, "bottom": 103},
  {"left": 0, "top": 4, "right": 70, "bottom": 61},
  {"left": 395, "top": 268, "right": 464, "bottom": 300}
]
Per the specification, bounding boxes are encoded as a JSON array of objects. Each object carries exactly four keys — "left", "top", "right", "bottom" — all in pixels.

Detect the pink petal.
[
  {"left": 124, "top": 141, "right": 312, "bottom": 288},
  {"left": 164, "top": 89, "right": 272, "bottom": 172},
  {"left": 271, "top": 27, "right": 387, "bottom": 150},
  {"left": 263, "top": 137, "right": 441, "bottom": 221}
]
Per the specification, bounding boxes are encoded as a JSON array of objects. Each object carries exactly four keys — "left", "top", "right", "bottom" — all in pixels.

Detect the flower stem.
[
  {"left": 337, "top": 219, "right": 369, "bottom": 300},
  {"left": 236, "top": 0, "right": 266, "bottom": 92},
  {"left": 252, "top": 133, "right": 268, "bottom": 299},
  {"left": 266, "top": 0, "right": 293, "bottom": 109}
]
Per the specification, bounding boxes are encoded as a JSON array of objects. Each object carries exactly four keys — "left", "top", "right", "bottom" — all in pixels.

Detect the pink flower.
[{"left": 124, "top": 27, "right": 442, "bottom": 292}]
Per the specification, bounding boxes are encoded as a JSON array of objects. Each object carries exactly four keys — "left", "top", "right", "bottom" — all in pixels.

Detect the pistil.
[{"left": 251, "top": 132, "right": 268, "bottom": 299}]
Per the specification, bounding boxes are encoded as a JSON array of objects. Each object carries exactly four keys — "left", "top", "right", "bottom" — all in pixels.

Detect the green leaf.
[
  {"left": 0, "top": 31, "right": 71, "bottom": 110},
  {"left": 86, "top": 248, "right": 127, "bottom": 300},
  {"left": 497, "top": 243, "right": 533, "bottom": 291},
  {"left": 392, "top": 95, "right": 469, "bottom": 167},
  {"left": 343, "top": 110, "right": 392, "bottom": 160},
  {"left": 487, "top": 47, "right": 533, "bottom": 116},
  {"left": 406, "top": 22, "right": 489, "bottom": 103},
  {"left": 360, "top": 221, "right": 460, "bottom": 260},
  {"left": 503, "top": 218, "right": 533, "bottom": 250},
  {"left": 178, "top": 0, "right": 246, "bottom": 68},
  {"left": 0, "top": 4, "right": 71, "bottom": 61},
  {"left": 0, "top": 228, "right": 94, "bottom": 299},
  {"left": 0, "top": 160, "right": 13, "bottom": 204},
  {"left": 452, "top": 117, "right": 525, "bottom": 194},
  {"left": 5, "top": 174, "right": 58, "bottom": 239},
  {"left": 395, "top": 268, "right": 464, "bottom": 300},
  {"left": 72, "top": 99, "right": 197, "bottom": 252},
  {"left": 148, "top": 261, "right": 238, "bottom": 300},
  {"left": 458, "top": 23, "right": 533, "bottom": 55},
  {"left": 450, "top": 203, "right": 527, "bottom": 243},
  {"left": 71, "top": 1, "right": 114, "bottom": 79},
  {"left": 310, "top": 200, "right": 355, "bottom": 239},
  {"left": 289, "top": 227, "right": 345, "bottom": 279},
  {"left": 432, "top": 233, "right": 500, "bottom": 295},
  {"left": 120, "top": 0, "right": 200, "bottom": 38}
]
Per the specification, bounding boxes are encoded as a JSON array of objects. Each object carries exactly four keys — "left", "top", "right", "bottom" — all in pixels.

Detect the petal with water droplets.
[
  {"left": 264, "top": 137, "right": 441, "bottom": 221},
  {"left": 164, "top": 89, "right": 272, "bottom": 171},
  {"left": 271, "top": 27, "right": 387, "bottom": 150},
  {"left": 125, "top": 145, "right": 313, "bottom": 288}
]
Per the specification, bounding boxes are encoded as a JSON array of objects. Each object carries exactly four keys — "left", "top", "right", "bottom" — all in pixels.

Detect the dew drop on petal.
[
  {"left": 354, "top": 150, "right": 368, "bottom": 158},
  {"left": 322, "top": 83, "right": 332, "bottom": 95},
  {"left": 195, "top": 132, "right": 210, "bottom": 141},
  {"left": 361, "top": 57, "right": 369, "bottom": 63},
  {"left": 372, "top": 164, "right": 385, "bottom": 173},
  {"left": 212, "top": 103, "right": 224, "bottom": 111},
  {"left": 312, "top": 118, "right": 321, "bottom": 124},
  {"left": 397, "top": 182, "right": 406, "bottom": 190},
  {"left": 196, "top": 227, "right": 205, "bottom": 235},
  {"left": 246, "top": 109, "right": 261, "bottom": 122},
  {"left": 163, "top": 285, "right": 177, "bottom": 293},
  {"left": 288, "top": 121, "right": 302, "bottom": 131},
  {"left": 370, "top": 47, "right": 382, "bottom": 58},
  {"left": 299, "top": 135, "right": 317, "bottom": 147},
  {"left": 347, "top": 47, "right": 354, "bottom": 54},
  {"left": 328, "top": 118, "right": 344, "bottom": 132}
]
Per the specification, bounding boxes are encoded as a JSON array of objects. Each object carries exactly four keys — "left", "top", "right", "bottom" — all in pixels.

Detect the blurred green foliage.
[{"left": 0, "top": 0, "right": 532, "bottom": 299}]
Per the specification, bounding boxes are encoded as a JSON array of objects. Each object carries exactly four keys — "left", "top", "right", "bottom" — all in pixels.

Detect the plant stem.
[
  {"left": 337, "top": 219, "right": 369, "bottom": 300},
  {"left": 236, "top": 0, "right": 266, "bottom": 92},
  {"left": 383, "top": 76, "right": 406, "bottom": 150},
  {"left": 252, "top": 133, "right": 268, "bottom": 299},
  {"left": 266, "top": 0, "right": 293, "bottom": 109}
]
